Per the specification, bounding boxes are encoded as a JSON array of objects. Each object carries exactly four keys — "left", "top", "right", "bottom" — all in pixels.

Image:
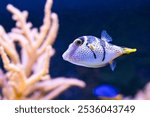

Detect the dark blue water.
[{"left": 0, "top": 0, "right": 150, "bottom": 99}]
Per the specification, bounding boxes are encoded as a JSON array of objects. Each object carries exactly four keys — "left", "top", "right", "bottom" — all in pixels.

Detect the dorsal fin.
[{"left": 101, "top": 30, "right": 112, "bottom": 42}]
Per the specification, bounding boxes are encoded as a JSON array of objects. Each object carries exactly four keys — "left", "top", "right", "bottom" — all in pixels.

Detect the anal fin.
[{"left": 109, "top": 60, "right": 116, "bottom": 71}]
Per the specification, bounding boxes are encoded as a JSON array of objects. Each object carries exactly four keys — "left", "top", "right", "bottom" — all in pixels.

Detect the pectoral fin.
[{"left": 109, "top": 60, "right": 116, "bottom": 71}]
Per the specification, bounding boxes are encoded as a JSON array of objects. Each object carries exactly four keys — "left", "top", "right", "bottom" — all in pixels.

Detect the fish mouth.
[
  {"left": 62, "top": 51, "right": 69, "bottom": 61},
  {"left": 62, "top": 44, "right": 78, "bottom": 61},
  {"left": 62, "top": 51, "right": 78, "bottom": 63}
]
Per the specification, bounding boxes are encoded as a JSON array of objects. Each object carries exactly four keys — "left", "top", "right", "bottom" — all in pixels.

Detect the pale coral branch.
[
  {"left": 35, "top": 77, "right": 86, "bottom": 92},
  {"left": 38, "top": 13, "right": 59, "bottom": 56},
  {"left": 7, "top": 4, "right": 33, "bottom": 45},
  {"left": 8, "top": 33, "right": 33, "bottom": 68},
  {"left": 26, "top": 46, "right": 52, "bottom": 86},
  {"left": 0, "top": 26, "right": 19, "bottom": 63},
  {"left": 23, "top": 75, "right": 51, "bottom": 96},
  {"left": 41, "top": 79, "right": 85, "bottom": 100},
  {"left": 6, "top": 4, "right": 37, "bottom": 76},
  {"left": 35, "top": 0, "right": 53, "bottom": 48},
  {"left": 2, "top": 34, "right": 14, "bottom": 49},
  {"left": 26, "top": 70, "right": 45, "bottom": 87},
  {"left": 0, "top": 69, "right": 5, "bottom": 87},
  {"left": 24, "top": 77, "right": 86, "bottom": 99},
  {"left": 2, "top": 84, "right": 16, "bottom": 99},
  {"left": 32, "top": 46, "right": 55, "bottom": 75},
  {"left": 41, "top": 85, "right": 70, "bottom": 100},
  {"left": 0, "top": 25, "right": 14, "bottom": 48},
  {"left": 31, "top": 28, "right": 38, "bottom": 41},
  {"left": 24, "top": 54, "right": 37, "bottom": 77},
  {"left": 141, "top": 83, "right": 150, "bottom": 100},
  {"left": 23, "top": 85, "right": 36, "bottom": 97},
  {"left": 11, "top": 27, "right": 22, "bottom": 34},
  {"left": 41, "top": 75, "right": 51, "bottom": 81},
  {"left": 15, "top": 71, "right": 26, "bottom": 93},
  {"left": 0, "top": 39, "right": 19, "bottom": 64},
  {"left": 0, "top": 47, "right": 20, "bottom": 72},
  {"left": 134, "top": 91, "right": 145, "bottom": 100},
  {"left": 27, "top": 91, "right": 43, "bottom": 100},
  {"left": 0, "top": 77, "right": 2, "bottom": 87},
  {"left": 8, "top": 33, "right": 30, "bottom": 53},
  {"left": 129, "top": 82, "right": 150, "bottom": 100},
  {"left": 0, "top": 48, "right": 26, "bottom": 94},
  {"left": 8, "top": 81, "right": 18, "bottom": 94},
  {"left": 0, "top": 0, "right": 86, "bottom": 100}
]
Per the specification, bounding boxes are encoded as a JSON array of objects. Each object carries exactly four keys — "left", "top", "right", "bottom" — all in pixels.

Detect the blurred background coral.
[{"left": 0, "top": 0, "right": 150, "bottom": 99}]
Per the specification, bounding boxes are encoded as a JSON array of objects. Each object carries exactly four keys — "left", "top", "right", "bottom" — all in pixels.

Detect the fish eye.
[{"left": 74, "top": 39, "right": 83, "bottom": 46}]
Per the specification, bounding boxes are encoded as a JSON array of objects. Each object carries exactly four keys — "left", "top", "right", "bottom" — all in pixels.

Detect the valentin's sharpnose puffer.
[{"left": 62, "top": 30, "right": 136, "bottom": 71}]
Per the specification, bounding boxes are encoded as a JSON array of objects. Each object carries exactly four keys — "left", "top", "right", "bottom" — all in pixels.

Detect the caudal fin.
[{"left": 122, "top": 48, "right": 137, "bottom": 54}]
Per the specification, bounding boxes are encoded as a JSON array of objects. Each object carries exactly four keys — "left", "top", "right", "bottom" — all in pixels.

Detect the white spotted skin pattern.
[
  {"left": 62, "top": 38, "right": 94, "bottom": 67},
  {"left": 62, "top": 36, "right": 123, "bottom": 68},
  {"left": 90, "top": 38, "right": 123, "bottom": 68},
  {"left": 103, "top": 42, "right": 123, "bottom": 64}
]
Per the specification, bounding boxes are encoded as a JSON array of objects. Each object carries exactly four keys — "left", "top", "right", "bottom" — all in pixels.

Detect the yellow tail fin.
[{"left": 123, "top": 48, "right": 137, "bottom": 54}]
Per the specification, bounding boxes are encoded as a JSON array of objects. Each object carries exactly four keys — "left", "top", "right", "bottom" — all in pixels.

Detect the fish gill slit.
[{"left": 86, "top": 43, "right": 97, "bottom": 59}]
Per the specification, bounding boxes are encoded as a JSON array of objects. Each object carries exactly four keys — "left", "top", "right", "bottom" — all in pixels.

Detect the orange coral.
[{"left": 0, "top": 0, "right": 85, "bottom": 100}]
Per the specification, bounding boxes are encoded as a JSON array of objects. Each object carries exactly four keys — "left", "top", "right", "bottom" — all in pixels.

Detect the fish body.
[
  {"left": 62, "top": 30, "right": 136, "bottom": 70},
  {"left": 93, "top": 85, "right": 122, "bottom": 100}
]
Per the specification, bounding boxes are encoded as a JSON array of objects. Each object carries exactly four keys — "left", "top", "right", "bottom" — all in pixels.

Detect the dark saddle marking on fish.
[
  {"left": 79, "top": 36, "right": 85, "bottom": 41},
  {"left": 87, "top": 36, "right": 96, "bottom": 44},
  {"left": 100, "top": 39, "right": 106, "bottom": 61},
  {"left": 86, "top": 43, "right": 97, "bottom": 59},
  {"left": 100, "top": 39, "right": 106, "bottom": 47},
  {"left": 101, "top": 45, "right": 106, "bottom": 61},
  {"left": 78, "top": 36, "right": 85, "bottom": 44}
]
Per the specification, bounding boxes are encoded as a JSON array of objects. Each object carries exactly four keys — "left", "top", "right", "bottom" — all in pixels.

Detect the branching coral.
[
  {"left": 0, "top": 0, "right": 85, "bottom": 100},
  {"left": 123, "top": 82, "right": 150, "bottom": 100},
  {"left": 134, "top": 82, "right": 150, "bottom": 100}
]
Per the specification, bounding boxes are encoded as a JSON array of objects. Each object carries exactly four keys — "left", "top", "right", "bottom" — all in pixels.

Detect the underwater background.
[{"left": 0, "top": 0, "right": 150, "bottom": 99}]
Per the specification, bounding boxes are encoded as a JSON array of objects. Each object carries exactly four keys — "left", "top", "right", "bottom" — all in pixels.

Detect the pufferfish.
[{"left": 62, "top": 30, "right": 136, "bottom": 71}]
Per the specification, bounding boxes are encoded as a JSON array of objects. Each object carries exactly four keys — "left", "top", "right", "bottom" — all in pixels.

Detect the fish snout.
[
  {"left": 62, "top": 51, "right": 69, "bottom": 61},
  {"left": 62, "top": 44, "right": 78, "bottom": 61}
]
